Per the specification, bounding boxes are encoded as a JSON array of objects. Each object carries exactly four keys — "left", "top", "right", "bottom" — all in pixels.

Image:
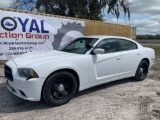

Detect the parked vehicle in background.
[{"left": 4, "top": 36, "right": 155, "bottom": 106}]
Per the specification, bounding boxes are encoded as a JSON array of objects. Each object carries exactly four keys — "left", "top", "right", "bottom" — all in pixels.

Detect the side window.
[
  {"left": 118, "top": 39, "right": 133, "bottom": 51},
  {"left": 132, "top": 42, "right": 138, "bottom": 49},
  {"left": 67, "top": 40, "right": 85, "bottom": 49},
  {"left": 95, "top": 39, "right": 118, "bottom": 53}
]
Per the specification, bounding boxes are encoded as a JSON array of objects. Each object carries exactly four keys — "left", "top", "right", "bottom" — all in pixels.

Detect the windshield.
[{"left": 57, "top": 37, "right": 98, "bottom": 54}]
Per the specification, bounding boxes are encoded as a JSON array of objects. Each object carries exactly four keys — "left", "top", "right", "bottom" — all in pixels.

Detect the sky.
[{"left": 0, "top": 0, "right": 160, "bottom": 35}]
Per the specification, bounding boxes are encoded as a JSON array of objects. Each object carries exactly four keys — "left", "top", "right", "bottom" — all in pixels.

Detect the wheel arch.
[
  {"left": 141, "top": 58, "right": 150, "bottom": 66},
  {"left": 41, "top": 68, "right": 80, "bottom": 99},
  {"left": 134, "top": 58, "right": 150, "bottom": 81}
]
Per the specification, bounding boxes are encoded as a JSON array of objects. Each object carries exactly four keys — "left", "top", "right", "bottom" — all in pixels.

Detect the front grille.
[{"left": 4, "top": 65, "right": 13, "bottom": 81}]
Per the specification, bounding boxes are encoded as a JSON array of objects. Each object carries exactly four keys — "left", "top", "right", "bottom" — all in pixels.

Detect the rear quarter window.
[
  {"left": 132, "top": 42, "right": 138, "bottom": 49},
  {"left": 118, "top": 39, "right": 138, "bottom": 51}
]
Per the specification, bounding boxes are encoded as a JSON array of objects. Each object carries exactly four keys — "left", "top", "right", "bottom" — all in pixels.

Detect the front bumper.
[{"left": 5, "top": 60, "right": 46, "bottom": 101}]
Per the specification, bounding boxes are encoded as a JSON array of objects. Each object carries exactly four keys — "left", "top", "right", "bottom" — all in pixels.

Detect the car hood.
[{"left": 12, "top": 50, "right": 78, "bottom": 68}]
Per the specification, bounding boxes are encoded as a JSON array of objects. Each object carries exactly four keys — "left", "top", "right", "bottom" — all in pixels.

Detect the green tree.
[{"left": 10, "top": 0, "right": 130, "bottom": 21}]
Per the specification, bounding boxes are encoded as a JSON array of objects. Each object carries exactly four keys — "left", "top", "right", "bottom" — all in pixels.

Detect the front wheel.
[
  {"left": 135, "top": 60, "right": 149, "bottom": 81},
  {"left": 42, "top": 71, "right": 77, "bottom": 106}
]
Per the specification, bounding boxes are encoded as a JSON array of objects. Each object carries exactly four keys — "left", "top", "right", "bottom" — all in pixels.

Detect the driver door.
[{"left": 88, "top": 38, "right": 122, "bottom": 86}]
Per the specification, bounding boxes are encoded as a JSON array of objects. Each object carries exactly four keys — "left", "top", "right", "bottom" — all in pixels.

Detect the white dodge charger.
[{"left": 5, "top": 36, "right": 155, "bottom": 106}]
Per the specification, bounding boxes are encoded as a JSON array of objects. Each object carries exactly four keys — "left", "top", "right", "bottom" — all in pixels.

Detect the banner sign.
[{"left": 0, "top": 10, "right": 85, "bottom": 60}]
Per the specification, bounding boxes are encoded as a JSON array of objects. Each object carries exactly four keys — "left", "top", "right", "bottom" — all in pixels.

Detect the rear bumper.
[{"left": 5, "top": 60, "right": 46, "bottom": 101}]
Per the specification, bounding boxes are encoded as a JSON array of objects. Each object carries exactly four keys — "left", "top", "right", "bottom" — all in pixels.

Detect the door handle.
[
  {"left": 116, "top": 57, "right": 121, "bottom": 60},
  {"left": 137, "top": 53, "right": 140, "bottom": 55}
]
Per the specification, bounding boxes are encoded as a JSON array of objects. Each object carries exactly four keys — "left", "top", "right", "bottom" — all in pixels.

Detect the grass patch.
[
  {"left": 150, "top": 55, "right": 160, "bottom": 71},
  {"left": 136, "top": 40, "right": 160, "bottom": 43},
  {"left": 151, "top": 65, "right": 158, "bottom": 71}
]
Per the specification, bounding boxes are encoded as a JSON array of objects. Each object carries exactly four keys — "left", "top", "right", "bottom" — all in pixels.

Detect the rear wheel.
[
  {"left": 42, "top": 71, "right": 77, "bottom": 106},
  {"left": 135, "top": 60, "right": 149, "bottom": 81}
]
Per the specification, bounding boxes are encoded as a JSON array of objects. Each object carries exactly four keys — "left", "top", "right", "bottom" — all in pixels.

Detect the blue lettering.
[
  {"left": 17, "top": 18, "right": 29, "bottom": 32},
  {"left": 41, "top": 20, "right": 49, "bottom": 33},
  {"left": 29, "top": 19, "right": 40, "bottom": 33}
]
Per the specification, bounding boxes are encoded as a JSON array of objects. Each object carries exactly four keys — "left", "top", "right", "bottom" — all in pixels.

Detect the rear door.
[{"left": 117, "top": 39, "right": 142, "bottom": 79}]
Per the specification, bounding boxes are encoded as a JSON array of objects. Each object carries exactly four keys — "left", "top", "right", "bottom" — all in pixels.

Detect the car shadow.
[{"left": 0, "top": 77, "right": 137, "bottom": 113}]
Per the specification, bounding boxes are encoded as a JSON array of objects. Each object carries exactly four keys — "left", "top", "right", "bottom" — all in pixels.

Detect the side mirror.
[{"left": 93, "top": 48, "right": 105, "bottom": 54}]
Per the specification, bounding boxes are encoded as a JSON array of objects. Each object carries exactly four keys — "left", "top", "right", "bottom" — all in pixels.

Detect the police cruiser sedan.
[{"left": 5, "top": 36, "right": 155, "bottom": 106}]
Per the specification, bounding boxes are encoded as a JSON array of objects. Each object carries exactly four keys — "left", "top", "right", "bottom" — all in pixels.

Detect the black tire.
[
  {"left": 135, "top": 60, "right": 149, "bottom": 81},
  {"left": 42, "top": 71, "right": 77, "bottom": 106}
]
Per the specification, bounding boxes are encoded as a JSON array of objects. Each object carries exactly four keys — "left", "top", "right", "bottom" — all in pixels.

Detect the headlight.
[{"left": 18, "top": 68, "right": 39, "bottom": 80}]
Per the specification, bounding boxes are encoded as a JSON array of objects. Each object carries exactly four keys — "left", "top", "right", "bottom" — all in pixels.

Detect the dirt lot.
[{"left": 0, "top": 57, "right": 160, "bottom": 120}]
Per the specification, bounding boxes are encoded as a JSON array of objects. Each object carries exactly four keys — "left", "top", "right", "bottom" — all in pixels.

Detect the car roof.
[
  {"left": 84, "top": 35, "right": 131, "bottom": 40},
  {"left": 83, "top": 35, "right": 143, "bottom": 48}
]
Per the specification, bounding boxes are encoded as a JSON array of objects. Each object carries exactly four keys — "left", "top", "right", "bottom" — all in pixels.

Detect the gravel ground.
[
  {"left": 0, "top": 57, "right": 160, "bottom": 120},
  {"left": 148, "top": 56, "right": 160, "bottom": 81}
]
